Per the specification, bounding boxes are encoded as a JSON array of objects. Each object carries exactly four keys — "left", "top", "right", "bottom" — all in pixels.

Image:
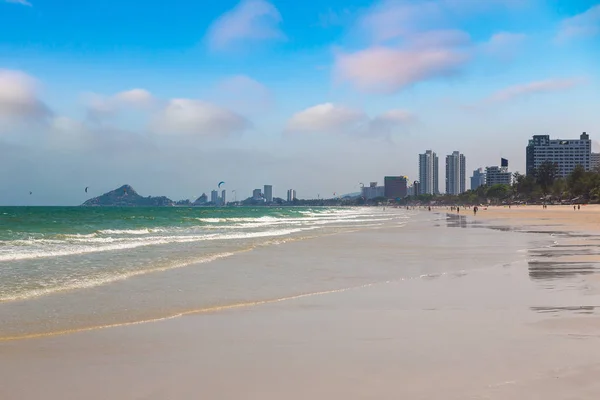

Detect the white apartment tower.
[
  {"left": 287, "top": 189, "right": 296, "bottom": 202},
  {"left": 418, "top": 150, "right": 439, "bottom": 195},
  {"left": 445, "top": 151, "right": 466, "bottom": 195},
  {"left": 526, "top": 132, "right": 591, "bottom": 177}
]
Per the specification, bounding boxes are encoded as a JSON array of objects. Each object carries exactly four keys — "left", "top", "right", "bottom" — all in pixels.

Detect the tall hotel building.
[
  {"left": 526, "top": 132, "right": 591, "bottom": 177},
  {"left": 445, "top": 151, "right": 466, "bottom": 195},
  {"left": 418, "top": 150, "right": 439, "bottom": 195}
]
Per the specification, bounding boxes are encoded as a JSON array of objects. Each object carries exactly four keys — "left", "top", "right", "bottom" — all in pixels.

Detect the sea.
[{"left": 0, "top": 206, "right": 410, "bottom": 339}]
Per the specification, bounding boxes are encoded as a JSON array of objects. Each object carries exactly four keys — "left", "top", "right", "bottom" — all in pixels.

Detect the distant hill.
[{"left": 81, "top": 185, "right": 174, "bottom": 207}]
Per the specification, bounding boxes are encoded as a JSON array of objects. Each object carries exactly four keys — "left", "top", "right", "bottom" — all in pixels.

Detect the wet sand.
[{"left": 3, "top": 212, "right": 600, "bottom": 399}]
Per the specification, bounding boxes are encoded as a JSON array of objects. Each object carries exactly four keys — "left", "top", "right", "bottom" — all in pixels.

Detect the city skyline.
[{"left": 1, "top": 0, "right": 599, "bottom": 205}]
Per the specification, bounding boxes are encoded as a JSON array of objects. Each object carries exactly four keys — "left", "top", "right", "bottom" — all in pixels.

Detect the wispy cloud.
[
  {"left": 335, "top": 0, "right": 526, "bottom": 94},
  {"left": 557, "top": 4, "right": 600, "bottom": 42},
  {"left": 334, "top": 46, "right": 469, "bottom": 94},
  {"left": 286, "top": 103, "right": 366, "bottom": 134},
  {"left": 206, "top": 0, "right": 285, "bottom": 51},
  {"left": 286, "top": 103, "right": 415, "bottom": 138},
  {"left": 212, "top": 75, "right": 272, "bottom": 114},
  {"left": 485, "top": 78, "right": 584, "bottom": 103},
  {"left": 152, "top": 99, "right": 250, "bottom": 137},
  {"left": 482, "top": 32, "right": 526, "bottom": 60},
  {"left": 4, "top": 0, "right": 32, "bottom": 6},
  {"left": 0, "top": 69, "right": 50, "bottom": 121},
  {"left": 84, "top": 89, "right": 158, "bottom": 121}
]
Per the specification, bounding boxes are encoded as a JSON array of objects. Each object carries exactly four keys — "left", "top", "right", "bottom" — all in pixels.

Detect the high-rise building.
[
  {"left": 384, "top": 176, "right": 408, "bottom": 199},
  {"left": 445, "top": 151, "right": 466, "bottom": 195},
  {"left": 287, "top": 189, "right": 296, "bottom": 202},
  {"left": 486, "top": 159, "right": 511, "bottom": 186},
  {"left": 264, "top": 185, "right": 273, "bottom": 203},
  {"left": 413, "top": 181, "right": 421, "bottom": 197},
  {"left": 592, "top": 153, "right": 600, "bottom": 171},
  {"left": 419, "top": 150, "right": 439, "bottom": 195},
  {"left": 211, "top": 190, "right": 218, "bottom": 204},
  {"left": 252, "top": 189, "right": 262, "bottom": 200},
  {"left": 362, "top": 182, "right": 385, "bottom": 200},
  {"left": 526, "top": 132, "right": 591, "bottom": 177},
  {"left": 221, "top": 190, "right": 226, "bottom": 205},
  {"left": 470, "top": 168, "right": 486, "bottom": 190}
]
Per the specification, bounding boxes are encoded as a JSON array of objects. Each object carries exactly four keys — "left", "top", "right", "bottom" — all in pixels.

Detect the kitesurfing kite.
[
  {"left": 85, "top": 187, "right": 89, "bottom": 193},
  {"left": 29, "top": 191, "right": 32, "bottom": 195},
  {"left": 218, "top": 181, "right": 225, "bottom": 188}
]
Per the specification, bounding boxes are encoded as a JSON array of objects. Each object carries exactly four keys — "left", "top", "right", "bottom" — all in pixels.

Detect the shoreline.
[{"left": 3, "top": 209, "right": 600, "bottom": 398}]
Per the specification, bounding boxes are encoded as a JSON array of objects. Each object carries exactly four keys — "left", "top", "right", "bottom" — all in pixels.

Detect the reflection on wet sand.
[
  {"left": 529, "top": 261, "right": 599, "bottom": 280},
  {"left": 531, "top": 306, "right": 598, "bottom": 315},
  {"left": 445, "top": 213, "right": 468, "bottom": 228}
]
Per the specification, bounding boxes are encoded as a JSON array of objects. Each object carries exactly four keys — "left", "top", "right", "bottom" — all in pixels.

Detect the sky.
[{"left": 1, "top": 0, "right": 599, "bottom": 205}]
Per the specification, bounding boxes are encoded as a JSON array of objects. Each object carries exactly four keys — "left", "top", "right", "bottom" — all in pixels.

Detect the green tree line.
[{"left": 404, "top": 162, "right": 600, "bottom": 205}]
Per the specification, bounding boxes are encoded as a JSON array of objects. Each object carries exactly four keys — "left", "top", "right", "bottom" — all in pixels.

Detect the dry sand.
[
  {"left": 3, "top": 210, "right": 600, "bottom": 399},
  {"left": 474, "top": 204, "right": 600, "bottom": 232}
]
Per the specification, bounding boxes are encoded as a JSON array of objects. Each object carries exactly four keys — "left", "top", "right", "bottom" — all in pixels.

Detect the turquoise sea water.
[{"left": 0, "top": 206, "right": 399, "bottom": 304}]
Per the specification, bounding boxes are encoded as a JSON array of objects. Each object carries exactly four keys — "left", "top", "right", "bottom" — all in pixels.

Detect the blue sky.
[{"left": 0, "top": 0, "right": 599, "bottom": 204}]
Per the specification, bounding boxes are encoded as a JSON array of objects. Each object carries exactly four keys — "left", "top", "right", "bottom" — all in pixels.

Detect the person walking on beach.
[
  {"left": 456, "top": 206, "right": 460, "bottom": 213},
  {"left": 473, "top": 206, "right": 478, "bottom": 216},
  {"left": 578, "top": 204, "right": 581, "bottom": 210}
]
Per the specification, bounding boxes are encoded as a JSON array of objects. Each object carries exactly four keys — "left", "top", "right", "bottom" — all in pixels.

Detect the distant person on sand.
[
  {"left": 457, "top": 207, "right": 460, "bottom": 213},
  {"left": 473, "top": 206, "right": 478, "bottom": 215},
  {"left": 578, "top": 204, "right": 581, "bottom": 210}
]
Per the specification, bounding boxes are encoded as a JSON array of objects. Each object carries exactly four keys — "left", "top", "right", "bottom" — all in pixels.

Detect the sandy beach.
[
  {"left": 3, "top": 208, "right": 600, "bottom": 399},
  {"left": 475, "top": 203, "right": 600, "bottom": 232}
]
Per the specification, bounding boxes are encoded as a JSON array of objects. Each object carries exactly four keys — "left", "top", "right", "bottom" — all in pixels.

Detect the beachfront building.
[
  {"left": 384, "top": 176, "right": 408, "bottom": 199},
  {"left": 445, "top": 151, "right": 466, "bottom": 195},
  {"left": 287, "top": 189, "right": 296, "bottom": 202},
  {"left": 413, "top": 181, "right": 421, "bottom": 197},
  {"left": 470, "top": 168, "right": 486, "bottom": 190},
  {"left": 211, "top": 190, "right": 219, "bottom": 204},
  {"left": 362, "top": 182, "right": 385, "bottom": 200},
  {"left": 264, "top": 185, "right": 273, "bottom": 203},
  {"left": 252, "top": 189, "right": 263, "bottom": 201},
  {"left": 526, "top": 132, "right": 591, "bottom": 177},
  {"left": 221, "top": 190, "right": 226, "bottom": 205},
  {"left": 592, "top": 153, "right": 600, "bottom": 171},
  {"left": 418, "top": 150, "right": 439, "bottom": 195},
  {"left": 486, "top": 158, "right": 512, "bottom": 186}
]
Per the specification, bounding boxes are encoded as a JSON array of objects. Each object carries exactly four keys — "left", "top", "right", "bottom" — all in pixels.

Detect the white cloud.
[
  {"left": 334, "top": 46, "right": 469, "bottom": 94},
  {"left": 286, "top": 103, "right": 415, "bottom": 138},
  {"left": 557, "top": 5, "right": 600, "bottom": 42},
  {"left": 0, "top": 69, "right": 50, "bottom": 121},
  {"left": 358, "top": 0, "right": 523, "bottom": 44},
  {"left": 152, "top": 99, "right": 250, "bottom": 137},
  {"left": 206, "top": 0, "right": 284, "bottom": 50},
  {"left": 85, "top": 88, "right": 157, "bottom": 121},
  {"left": 339, "top": 0, "right": 530, "bottom": 94},
  {"left": 359, "top": 0, "right": 442, "bottom": 43},
  {"left": 485, "top": 78, "right": 584, "bottom": 103},
  {"left": 286, "top": 103, "right": 366, "bottom": 134},
  {"left": 4, "top": 0, "right": 32, "bottom": 6},
  {"left": 113, "top": 89, "right": 156, "bottom": 108}
]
